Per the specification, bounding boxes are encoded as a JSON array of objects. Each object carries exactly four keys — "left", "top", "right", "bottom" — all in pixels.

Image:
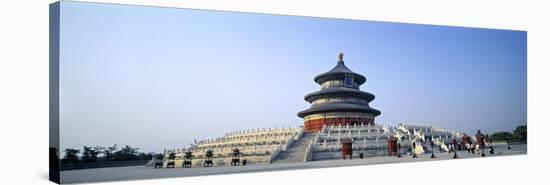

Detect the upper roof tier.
[{"left": 313, "top": 53, "right": 367, "bottom": 85}]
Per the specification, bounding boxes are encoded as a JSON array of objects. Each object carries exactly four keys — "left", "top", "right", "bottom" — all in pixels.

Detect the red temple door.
[
  {"left": 387, "top": 137, "right": 398, "bottom": 155},
  {"left": 341, "top": 139, "right": 353, "bottom": 160}
]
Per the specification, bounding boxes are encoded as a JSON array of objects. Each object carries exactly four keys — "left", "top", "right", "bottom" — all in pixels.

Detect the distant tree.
[
  {"left": 81, "top": 146, "right": 101, "bottom": 163},
  {"left": 489, "top": 132, "right": 513, "bottom": 141},
  {"left": 113, "top": 145, "right": 139, "bottom": 161},
  {"left": 103, "top": 144, "right": 118, "bottom": 161},
  {"left": 94, "top": 146, "right": 104, "bottom": 159},
  {"left": 62, "top": 148, "right": 80, "bottom": 164},
  {"left": 513, "top": 125, "right": 527, "bottom": 142},
  {"left": 138, "top": 152, "right": 154, "bottom": 160},
  {"left": 154, "top": 153, "right": 164, "bottom": 168},
  {"left": 155, "top": 153, "right": 164, "bottom": 160}
]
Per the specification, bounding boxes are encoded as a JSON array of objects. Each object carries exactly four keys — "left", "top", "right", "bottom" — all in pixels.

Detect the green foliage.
[
  {"left": 81, "top": 146, "right": 102, "bottom": 163},
  {"left": 489, "top": 132, "right": 513, "bottom": 141},
  {"left": 62, "top": 148, "right": 80, "bottom": 164},
  {"left": 61, "top": 144, "right": 155, "bottom": 164},
  {"left": 103, "top": 144, "right": 118, "bottom": 161},
  {"left": 155, "top": 153, "right": 164, "bottom": 160},
  {"left": 513, "top": 125, "right": 527, "bottom": 141},
  {"left": 489, "top": 124, "right": 527, "bottom": 143},
  {"left": 113, "top": 145, "right": 140, "bottom": 161},
  {"left": 138, "top": 152, "right": 153, "bottom": 160}
]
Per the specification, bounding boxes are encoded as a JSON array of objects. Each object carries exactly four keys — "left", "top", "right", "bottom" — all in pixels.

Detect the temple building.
[
  {"left": 156, "top": 53, "right": 464, "bottom": 167},
  {"left": 298, "top": 53, "right": 381, "bottom": 132}
]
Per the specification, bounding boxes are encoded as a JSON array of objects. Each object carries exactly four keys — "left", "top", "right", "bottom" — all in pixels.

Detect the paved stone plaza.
[{"left": 60, "top": 143, "right": 526, "bottom": 184}]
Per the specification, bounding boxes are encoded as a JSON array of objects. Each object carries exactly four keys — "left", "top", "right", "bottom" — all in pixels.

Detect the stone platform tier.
[
  {"left": 308, "top": 123, "right": 462, "bottom": 160},
  {"left": 162, "top": 127, "right": 303, "bottom": 168},
  {"left": 159, "top": 123, "right": 464, "bottom": 167}
]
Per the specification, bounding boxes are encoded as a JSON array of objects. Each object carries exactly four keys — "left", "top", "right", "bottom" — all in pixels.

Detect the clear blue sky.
[{"left": 59, "top": 1, "right": 527, "bottom": 153}]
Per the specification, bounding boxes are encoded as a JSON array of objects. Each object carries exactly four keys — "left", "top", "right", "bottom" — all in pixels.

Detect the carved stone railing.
[
  {"left": 267, "top": 145, "right": 282, "bottom": 164},
  {"left": 304, "top": 143, "right": 312, "bottom": 162}
]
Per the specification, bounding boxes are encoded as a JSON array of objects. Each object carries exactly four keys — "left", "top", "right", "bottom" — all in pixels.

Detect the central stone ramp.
[{"left": 272, "top": 133, "right": 317, "bottom": 163}]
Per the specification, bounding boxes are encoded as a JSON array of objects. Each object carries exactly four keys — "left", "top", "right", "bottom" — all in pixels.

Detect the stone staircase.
[{"left": 271, "top": 133, "right": 317, "bottom": 163}]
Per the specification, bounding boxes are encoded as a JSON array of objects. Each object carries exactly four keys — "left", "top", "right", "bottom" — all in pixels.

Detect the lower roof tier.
[
  {"left": 297, "top": 102, "right": 381, "bottom": 118},
  {"left": 304, "top": 87, "right": 375, "bottom": 103}
]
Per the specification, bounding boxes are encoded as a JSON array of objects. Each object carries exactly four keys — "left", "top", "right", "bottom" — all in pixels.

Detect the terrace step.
[{"left": 271, "top": 133, "right": 316, "bottom": 163}]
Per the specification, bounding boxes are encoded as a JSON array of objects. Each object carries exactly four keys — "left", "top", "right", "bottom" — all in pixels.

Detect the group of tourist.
[
  {"left": 445, "top": 142, "right": 496, "bottom": 156},
  {"left": 464, "top": 142, "right": 480, "bottom": 155}
]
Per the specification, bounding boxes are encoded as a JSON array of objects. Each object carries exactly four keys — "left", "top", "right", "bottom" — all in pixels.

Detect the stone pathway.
[{"left": 60, "top": 144, "right": 526, "bottom": 184}]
